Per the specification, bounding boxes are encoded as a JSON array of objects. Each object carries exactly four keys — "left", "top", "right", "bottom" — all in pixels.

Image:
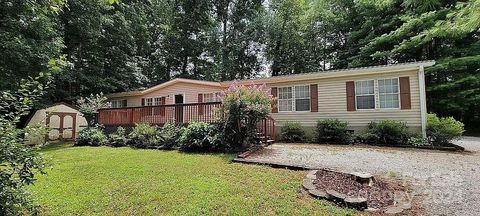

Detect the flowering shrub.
[
  {"left": 77, "top": 93, "right": 110, "bottom": 125},
  {"left": 218, "top": 81, "right": 274, "bottom": 151}
]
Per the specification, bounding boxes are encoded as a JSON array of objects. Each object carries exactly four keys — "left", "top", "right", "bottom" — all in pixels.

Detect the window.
[
  {"left": 111, "top": 100, "right": 127, "bottom": 108},
  {"left": 355, "top": 80, "right": 375, "bottom": 109},
  {"left": 154, "top": 97, "right": 164, "bottom": 106},
  {"left": 278, "top": 87, "right": 293, "bottom": 112},
  {"left": 203, "top": 93, "right": 220, "bottom": 102},
  {"left": 145, "top": 98, "right": 153, "bottom": 106},
  {"left": 294, "top": 85, "right": 310, "bottom": 111},
  {"left": 378, "top": 78, "right": 400, "bottom": 108}
]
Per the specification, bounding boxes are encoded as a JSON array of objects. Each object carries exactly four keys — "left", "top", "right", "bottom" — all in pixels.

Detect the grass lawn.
[{"left": 29, "top": 144, "right": 354, "bottom": 215}]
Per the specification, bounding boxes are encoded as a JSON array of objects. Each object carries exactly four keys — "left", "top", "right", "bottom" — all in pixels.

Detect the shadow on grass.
[{"left": 39, "top": 142, "right": 74, "bottom": 152}]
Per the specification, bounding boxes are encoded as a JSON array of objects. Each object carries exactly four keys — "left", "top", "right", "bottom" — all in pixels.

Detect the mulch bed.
[{"left": 313, "top": 170, "right": 403, "bottom": 209}]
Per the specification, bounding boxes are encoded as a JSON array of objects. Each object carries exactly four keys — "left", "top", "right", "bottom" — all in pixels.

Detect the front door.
[{"left": 174, "top": 94, "right": 184, "bottom": 123}]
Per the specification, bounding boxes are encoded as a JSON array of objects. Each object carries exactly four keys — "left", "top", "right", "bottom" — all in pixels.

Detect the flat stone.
[
  {"left": 326, "top": 189, "right": 346, "bottom": 203},
  {"left": 345, "top": 197, "right": 368, "bottom": 210},
  {"left": 365, "top": 208, "right": 380, "bottom": 213},
  {"left": 302, "top": 179, "right": 315, "bottom": 190},
  {"left": 306, "top": 170, "right": 318, "bottom": 179},
  {"left": 397, "top": 201, "right": 412, "bottom": 210},
  {"left": 308, "top": 189, "right": 327, "bottom": 199},
  {"left": 384, "top": 206, "right": 404, "bottom": 214},
  {"left": 351, "top": 172, "right": 374, "bottom": 185}
]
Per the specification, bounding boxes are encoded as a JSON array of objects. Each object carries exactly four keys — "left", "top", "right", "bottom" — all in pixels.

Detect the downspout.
[{"left": 418, "top": 65, "right": 427, "bottom": 138}]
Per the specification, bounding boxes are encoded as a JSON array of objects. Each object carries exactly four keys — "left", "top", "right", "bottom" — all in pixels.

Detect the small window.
[
  {"left": 378, "top": 78, "right": 400, "bottom": 108},
  {"left": 145, "top": 98, "right": 153, "bottom": 106},
  {"left": 355, "top": 80, "right": 375, "bottom": 109},
  {"left": 153, "top": 97, "right": 164, "bottom": 106},
  {"left": 203, "top": 93, "right": 220, "bottom": 103},
  {"left": 294, "top": 85, "right": 310, "bottom": 111},
  {"left": 111, "top": 100, "right": 127, "bottom": 108},
  {"left": 278, "top": 87, "right": 293, "bottom": 112}
]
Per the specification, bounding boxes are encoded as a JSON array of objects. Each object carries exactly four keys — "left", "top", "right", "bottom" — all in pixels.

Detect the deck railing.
[{"left": 97, "top": 102, "right": 275, "bottom": 141}]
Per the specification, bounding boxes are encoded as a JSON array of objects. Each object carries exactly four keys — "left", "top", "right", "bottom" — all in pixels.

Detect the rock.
[
  {"left": 384, "top": 206, "right": 403, "bottom": 214},
  {"left": 397, "top": 201, "right": 412, "bottom": 210},
  {"left": 326, "top": 190, "right": 346, "bottom": 204},
  {"left": 351, "top": 172, "right": 374, "bottom": 185},
  {"left": 344, "top": 197, "right": 368, "bottom": 210},
  {"left": 306, "top": 170, "right": 318, "bottom": 179},
  {"left": 308, "top": 189, "right": 327, "bottom": 199},
  {"left": 365, "top": 207, "right": 380, "bottom": 213},
  {"left": 302, "top": 179, "right": 315, "bottom": 191}
]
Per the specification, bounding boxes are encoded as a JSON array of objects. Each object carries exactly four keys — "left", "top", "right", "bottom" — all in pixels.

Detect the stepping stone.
[
  {"left": 326, "top": 190, "right": 346, "bottom": 204},
  {"left": 308, "top": 189, "right": 327, "bottom": 199},
  {"left": 302, "top": 179, "right": 315, "bottom": 190},
  {"left": 345, "top": 197, "right": 368, "bottom": 210},
  {"left": 306, "top": 170, "right": 317, "bottom": 179},
  {"left": 351, "top": 172, "right": 374, "bottom": 185},
  {"left": 385, "top": 206, "right": 403, "bottom": 214}
]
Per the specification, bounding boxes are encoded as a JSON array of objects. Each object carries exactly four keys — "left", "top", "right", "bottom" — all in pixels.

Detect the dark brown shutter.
[
  {"left": 122, "top": 100, "right": 127, "bottom": 107},
  {"left": 271, "top": 87, "right": 278, "bottom": 113},
  {"left": 160, "top": 97, "right": 166, "bottom": 116},
  {"left": 346, "top": 81, "right": 356, "bottom": 111},
  {"left": 141, "top": 98, "right": 145, "bottom": 106},
  {"left": 198, "top": 94, "right": 204, "bottom": 115},
  {"left": 310, "top": 84, "right": 318, "bottom": 112},
  {"left": 399, "top": 76, "right": 411, "bottom": 109}
]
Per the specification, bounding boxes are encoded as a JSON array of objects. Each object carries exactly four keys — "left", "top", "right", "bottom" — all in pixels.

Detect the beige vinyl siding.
[
  {"left": 112, "top": 83, "right": 225, "bottom": 107},
  {"left": 269, "top": 69, "right": 421, "bottom": 130}
]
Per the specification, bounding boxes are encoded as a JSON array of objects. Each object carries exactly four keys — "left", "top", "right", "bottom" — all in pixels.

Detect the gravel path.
[{"left": 245, "top": 137, "right": 480, "bottom": 215}]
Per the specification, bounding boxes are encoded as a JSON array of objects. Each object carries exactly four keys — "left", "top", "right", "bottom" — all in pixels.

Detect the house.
[
  {"left": 102, "top": 61, "right": 435, "bottom": 139},
  {"left": 25, "top": 102, "right": 88, "bottom": 144}
]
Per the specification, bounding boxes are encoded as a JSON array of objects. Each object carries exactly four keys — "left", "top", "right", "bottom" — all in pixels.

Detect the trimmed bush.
[
  {"left": 109, "top": 127, "right": 128, "bottom": 147},
  {"left": 316, "top": 119, "right": 352, "bottom": 144},
  {"left": 75, "top": 126, "right": 108, "bottom": 146},
  {"left": 128, "top": 122, "right": 160, "bottom": 148},
  {"left": 179, "top": 122, "right": 218, "bottom": 152},
  {"left": 159, "top": 122, "right": 183, "bottom": 149},
  {"left": 281, "top": 121, "right": 305, "bottom": 142},
  {"left": 427, "top": 113, "right": 464, "bottom": 145},
  {"left": 364, "top": 120, "right": 409, "bottom": 145}
]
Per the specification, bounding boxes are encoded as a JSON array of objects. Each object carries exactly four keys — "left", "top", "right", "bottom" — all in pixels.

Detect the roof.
[
  {"left": 106, "top": 78, "right": 222, "bottom": 98},
  {"left": 107, "top": 61, "right": 435, "bottom": 98}
]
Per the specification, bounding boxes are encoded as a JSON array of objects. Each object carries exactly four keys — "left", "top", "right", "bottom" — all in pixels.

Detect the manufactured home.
[{"left": 101, "top": 61, "right": 435, "bottom": 140}]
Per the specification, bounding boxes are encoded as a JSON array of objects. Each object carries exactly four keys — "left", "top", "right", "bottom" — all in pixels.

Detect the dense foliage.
[
  {"left": 75, "top": 126, "right": 109, "bottom": 147},
  {"left": 108, "top": 126, "right": 129, "bottom": 147},
  {"left": 359, "top": 120, "right": 411, "bottom": 146},
  {"left": 179, "top": 122, "right": 219, "bottom": 152},
  {"left": 218, "top": 82, "right": 273, "bottom": 150},
  {"left": 316, "top": 119, "right": 352, "bottom": 144},
  {"left": 128, "top": 122, "right": 160, "bottom": 148},
  {"left": 427, "top": 113, "right": 465, "bottom": 145},
  {"left": 77, "top": 93, "right": 110, "bottom": 125},
  {"left": 281, "top": 121, "right": 305, "bottom": 143},
  {"left": 159, "top": 122, "right": 183, "bottom": 149},
  {"left": 2, "top": 0, "right": 479, "bottom": 130},
  {"left": 0, "top": 65, "right": 62, "bottom": 215}
]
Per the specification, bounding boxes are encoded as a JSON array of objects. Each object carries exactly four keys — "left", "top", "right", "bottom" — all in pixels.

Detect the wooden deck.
[{"left": 97, "top": 102, "right": 275, "bottom": 142}]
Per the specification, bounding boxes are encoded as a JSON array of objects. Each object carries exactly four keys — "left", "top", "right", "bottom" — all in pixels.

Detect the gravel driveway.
[{"left": 244, "top": 136, "right": 480, "bottom": 215}]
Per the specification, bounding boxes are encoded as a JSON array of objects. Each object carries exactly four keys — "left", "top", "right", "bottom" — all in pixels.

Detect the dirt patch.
[{"left": 313, "top": 170, "right": 403, "bottom": 209}]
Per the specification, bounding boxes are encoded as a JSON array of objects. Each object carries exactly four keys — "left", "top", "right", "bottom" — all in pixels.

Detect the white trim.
[
  {"left": 377, "top": 77, "right": 401, "bottom": 109},
  {"left": 354, "top": 79, "right": 376, "bottom": 110},
  {"left": 419, "top": 66, "right": 427, "bottom": 138},
  {"left": 276, "top": 85, "right": 311, "bottom": 113}
]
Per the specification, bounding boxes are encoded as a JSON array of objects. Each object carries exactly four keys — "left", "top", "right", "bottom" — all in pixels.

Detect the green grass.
[{"left": 30, "top": 144, "right": 354, "bottom": 215}]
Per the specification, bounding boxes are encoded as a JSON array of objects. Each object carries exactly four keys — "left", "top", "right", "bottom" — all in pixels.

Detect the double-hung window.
[
  {"left": 111, "top": 100, "right": 127, "bottom": 108},
  {"left": 153, "top": 97, "right": 164, "bottom": 106},
  {"left": 378, "top": 78, "right": 400, "bottom": 108},
  {"left": 278, "top": 85, "right": 310, "bottom": 112},
  {"left": 145, "top": 98, "right": 153, "bottom": 106},
  {"left": 294, "top": 86, "right": 310, "bottom": 111},
  {"left": 203, "top": 93, "right": 220, "bottom": 102},
  {"left": 278, "top": 87, "right": 293, "bottom": 112},
  {"left": 355, "top": 80, "right": 375, "bottom": 110}
]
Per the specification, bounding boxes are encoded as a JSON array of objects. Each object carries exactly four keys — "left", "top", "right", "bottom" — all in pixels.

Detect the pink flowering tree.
[{"left": 218, "top": 81, "right": 275, "bottom": 150}]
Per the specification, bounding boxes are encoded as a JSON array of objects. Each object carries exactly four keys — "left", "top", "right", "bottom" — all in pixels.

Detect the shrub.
[
  {"left": 159, "top": 123, "right": 183, "bottom": 149},
  {"left": 179, "top": 122, "right": 219, "bottom": 152},
  {"left": 281, "top": 121, "right": 305, "bottom": 142},
  {"left": 427, "top": 113, "right": 464, "bottom": 145},
  {"left": 365, "top": 120, "right": 410, "bottom": 145},
  {"left": 77, "top": 93, "right": 110, "bottom": 125},
  {"left": 75, "top": 126, "right": 109, "bottom": 146},
  {"left": 128, "top": 122, "right": 160, "bottom": 148},
  {"left": 218, "top": 82, "right": 274, "bottom": 151},
  {"left": 109, "top": 127, "right": 128, "bottom": 147},
  {"left": 316, "top": 119, "right": 352, "bottom": 144}
]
